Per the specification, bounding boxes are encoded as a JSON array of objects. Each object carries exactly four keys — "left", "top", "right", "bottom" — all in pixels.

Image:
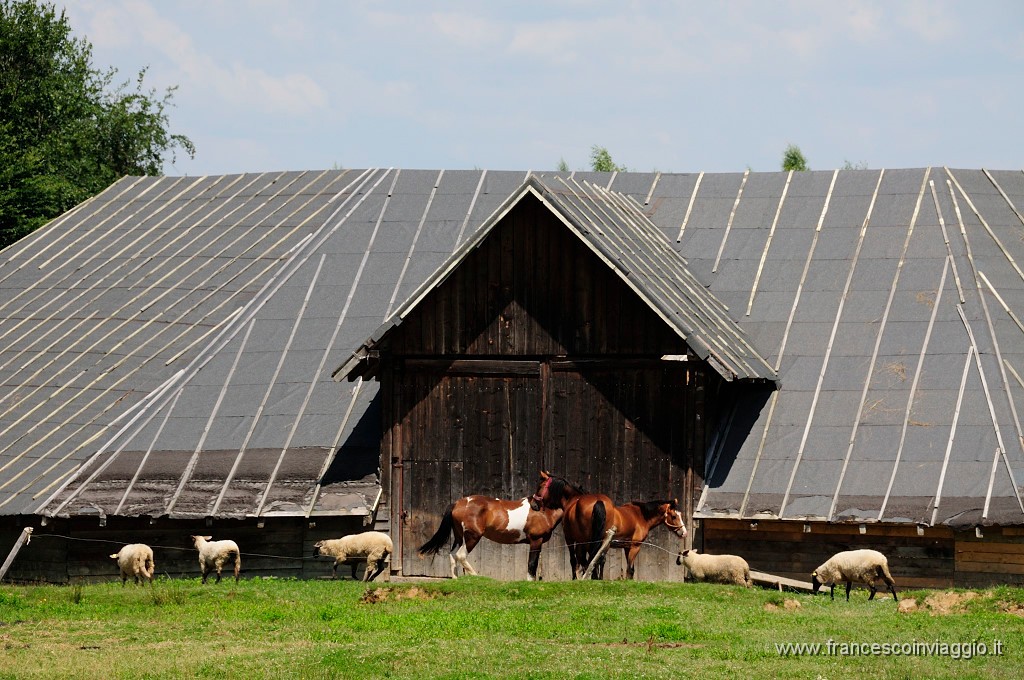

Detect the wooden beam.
[{"left": 0, "top": 527, "right": 33, "bottom": 582}]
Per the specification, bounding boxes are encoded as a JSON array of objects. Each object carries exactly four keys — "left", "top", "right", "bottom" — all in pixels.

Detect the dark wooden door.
[
  {"left": 545, "top": 361, "right": 699, "bottom": 581},
  {"left": 397, "top": 362, "right": 544, "bottom": 578}
]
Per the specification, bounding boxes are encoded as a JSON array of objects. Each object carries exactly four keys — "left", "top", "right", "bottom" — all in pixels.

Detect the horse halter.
[
  {"left": 532, "top": 476, "right": 553, "bottom": 507},
  {"left": 664, "top": 508, "right": 687, "bottom": 538}
]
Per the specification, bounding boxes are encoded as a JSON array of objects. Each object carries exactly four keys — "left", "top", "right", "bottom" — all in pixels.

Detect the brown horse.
[
  {"left": 562, "top": 495, "right": 687, "bottom": 580},
  {"left": 417, "top": 473, "right": 585, "bottom": 580}
]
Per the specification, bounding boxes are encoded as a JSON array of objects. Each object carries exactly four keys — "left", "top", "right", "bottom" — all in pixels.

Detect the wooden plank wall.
[
  {"left": 391, "top": 197, "right": 691, "bottom": 358},
  {"left": 701, "top": 520, "right": 1024, "bottom": 588},
  {"left": 701, "top": 519, "right": 956, "bottom": 590},
  {"left": 0, "top": 515, "right": 376, "bottom": 584},
  {"left": 955, "top": 526, "right": 1024, "bottom": 587}
]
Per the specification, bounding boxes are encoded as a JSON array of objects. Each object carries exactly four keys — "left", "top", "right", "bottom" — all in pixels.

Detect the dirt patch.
[
  {"left": 360, "top": 586, "right": 443, "bottom": 604},
  {"left": 897, "top": 598, "right": 918, "bottom": 613},
  {"left": 998, "top": 602, "right": 1024, "bottom": 617},
  {"left": 601, "top": 640, "right": 702, "bottom": 650},
  {"left": 924, "top": 591, "right": 978, "bottom": 615},
  {"left": 764, "top": 598, "right": 801, "bottom": 612}
]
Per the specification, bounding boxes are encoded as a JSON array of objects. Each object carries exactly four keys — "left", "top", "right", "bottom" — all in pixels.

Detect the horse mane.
[
  {"left": 545, "top": 475, "right": 586, "bottom": 504},
  {"left": 632, "top": 499, "right": 675, "bottom": 519}
]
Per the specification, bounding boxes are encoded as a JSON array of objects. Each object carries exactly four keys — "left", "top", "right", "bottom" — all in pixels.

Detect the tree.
[
  {"left": 556, "top": 157, "right": 570, "bottom": 172},
  {"left": 589, "top": 145, "right": 627, "bottom": 172},
  {"left": 781, "top": 144, "right": 809, "bottom": 172},
  {"left": 0, "top": 0, "right": 194, "bottom": 249}
]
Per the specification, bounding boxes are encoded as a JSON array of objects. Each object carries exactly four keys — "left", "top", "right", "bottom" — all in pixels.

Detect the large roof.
[{"left": 1, "top": 167, "right": 1023, "bottom": 526}]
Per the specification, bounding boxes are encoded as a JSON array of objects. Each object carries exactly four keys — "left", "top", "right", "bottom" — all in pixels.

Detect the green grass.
[{"left": 0, "top": 577, "right": 1022, "bottom": 678}]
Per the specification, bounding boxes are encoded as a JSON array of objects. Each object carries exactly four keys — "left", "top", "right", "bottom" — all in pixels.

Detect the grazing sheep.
[
  {"left": 676, "top": 549, "right": 752, "bottom": 587},
  {"left": 191, "top": 535, "right": 241, "bottom": 584},
  {"left": 812, "top": 549, "right": 897, "bottom": 602},
  {"left": 313, "top": 531, "right": 393, "bottom": 582},
  {"left": 110, "top": 544, "right": 155, "bottom": 586}
]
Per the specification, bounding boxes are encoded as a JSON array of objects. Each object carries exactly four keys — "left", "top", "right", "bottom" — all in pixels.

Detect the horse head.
[
  {"left": 533, "top": 470, "right": 585, "bottom": 510},
  {"left": 663, "top": 499, "right": 687, "bottom": 538}
]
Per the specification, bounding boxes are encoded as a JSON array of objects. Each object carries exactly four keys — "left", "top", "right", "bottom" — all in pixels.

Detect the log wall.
[
  {"left": 701, "top": 518, "right": 1024, "bottom": 589},
  {"left": 0, "top": 515, "right": 376, "bottom": 584}
]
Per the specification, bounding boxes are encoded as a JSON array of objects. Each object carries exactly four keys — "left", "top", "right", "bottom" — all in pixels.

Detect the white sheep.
[
  {"left": 313, "top": 531, "right": 393, "bottom": 582},
  {"left": 676, "top": 549, "right": 752, "bottom": 587},
  {"left": 110, "top": 544, "right": 155, "bottom": 586},
  {"left": 191, "top": 535, "right": 241, "bottom": 584},
  {"left": 811, "top": 549, "right": 897, "bottom": 602}
]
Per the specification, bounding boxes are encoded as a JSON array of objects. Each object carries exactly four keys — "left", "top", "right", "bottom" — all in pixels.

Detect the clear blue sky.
[{"left": 62, "top": 1, "right": 1024, "bottom": 176}]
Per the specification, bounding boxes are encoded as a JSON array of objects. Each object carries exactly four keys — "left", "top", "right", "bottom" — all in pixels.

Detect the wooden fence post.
[{"left": 0, "top": 527, "right": 33, "bottom": 582}]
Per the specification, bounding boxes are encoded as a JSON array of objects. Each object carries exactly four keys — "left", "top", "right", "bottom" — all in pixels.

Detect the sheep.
[
  {"left": 313, "top": 531, "right": 393, "bottom": 582},
  {"left": 109, "top": 544, "right": 155, "bottom": 586},
  {"left": 191, "top": 535, "right": 241, "bottom": 584},
  {"left": 676, "top": 549, "right": 752, "bottom": 587},
  {"left": 811, "top": 549, "right": 897, "bottom": 602}
]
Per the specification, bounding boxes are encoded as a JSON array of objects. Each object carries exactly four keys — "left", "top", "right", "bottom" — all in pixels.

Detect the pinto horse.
[
  {"left": 417, "top": 473, "right": 585, "bottom": 580},
  {"left": 562, "top": 495, "right": 687, "bottom": 580}
]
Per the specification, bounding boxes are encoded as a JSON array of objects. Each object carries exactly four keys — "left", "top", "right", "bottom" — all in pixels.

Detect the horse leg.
[
  {"left": 568, "top": 545, "right": 580, "bottom": 580},
  {"left": 625, "top": 544, "right": 643, "bottom": 580},
  {"left": 456, "top": 533, "right": 479, "bottom": 576},
  {"left": 527, "top": 538, "right": 546, "bottom": 581}
]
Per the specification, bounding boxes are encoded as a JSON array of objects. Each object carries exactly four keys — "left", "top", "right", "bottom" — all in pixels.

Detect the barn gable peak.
[{"left": 333, "top": 173, "right": 777, "bottom": 385}]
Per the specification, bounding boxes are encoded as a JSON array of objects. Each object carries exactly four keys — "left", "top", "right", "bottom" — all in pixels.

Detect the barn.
[{"left": 2, "top": 167, "right": 1023, "bottom": 586}]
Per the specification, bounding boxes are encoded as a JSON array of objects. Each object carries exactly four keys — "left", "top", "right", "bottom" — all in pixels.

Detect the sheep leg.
[
  {"left": 845, "top": 580, "right": 853, "bottom": 601},
  {"left": 885, "top": 578, "right": 898, "bottom": 602},
  {"left": 201, "top": 565, "right": 209, "bottom": 584},
  {"left": 366, "top": 551, "right": 389, "bottom": 582},
  {"left": 366, "top": 557, "right": 387, "bottom": 582},
  {"left": 879, "top": 566, "right": 898, "bottom": 601},
  {"left": 350, "top": 561, "right": 358, "bottom": 580},
  {"left": 868, "top": 583, "right": 877, "bottom": 600},
  {"left": 331, "top": 561, "right": 339, "bottom": 580},
  {"left": 233, "top": 553, "right": 241, "bottom": 583}
]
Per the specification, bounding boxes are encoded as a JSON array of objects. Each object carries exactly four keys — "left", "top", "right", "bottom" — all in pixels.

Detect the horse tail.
[
  {"left": 418, "top": 503, "right": 456, "bottom": 557},
  {"left": 590, "top": 500, "right": 607, "bottom": 548}
]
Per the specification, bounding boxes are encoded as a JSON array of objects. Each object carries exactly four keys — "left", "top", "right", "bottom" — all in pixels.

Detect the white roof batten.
[
  {"left": 831, "top": 168, "right": 932, "bottom": 518},
  {"left": 254, "top": 169, "right": 398, "bottom": 517},
  {"left": 712, "top": 169, "right": 749, "bottom": 273},
  {"left": 931, "top": 346, "right": 974, "bottom": 526},
  {"left": 929, "top": 179, "right": 966, "bottom": 303},
  {"left": 776, "top": 169, "right": 840, "bottom": 519},
  {"left": 746, "top": 170, "right": 794, "bottom": 316},
  {"left": 675, "top": 171, "right": 703, "bottom": 243},
  {"left": 164, "top": 318, "right": 257, "bottom": 516},
  {"left": 210, "top": 253, "right": 328, "bottom": 517},
  {"left": 878, "top": 258, "right": 950, "bottom": 521}
]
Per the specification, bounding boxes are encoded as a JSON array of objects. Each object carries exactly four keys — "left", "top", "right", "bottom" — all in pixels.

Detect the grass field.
[{"left": 1, "top": 576, "right": 1022, "bottom": 678}]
